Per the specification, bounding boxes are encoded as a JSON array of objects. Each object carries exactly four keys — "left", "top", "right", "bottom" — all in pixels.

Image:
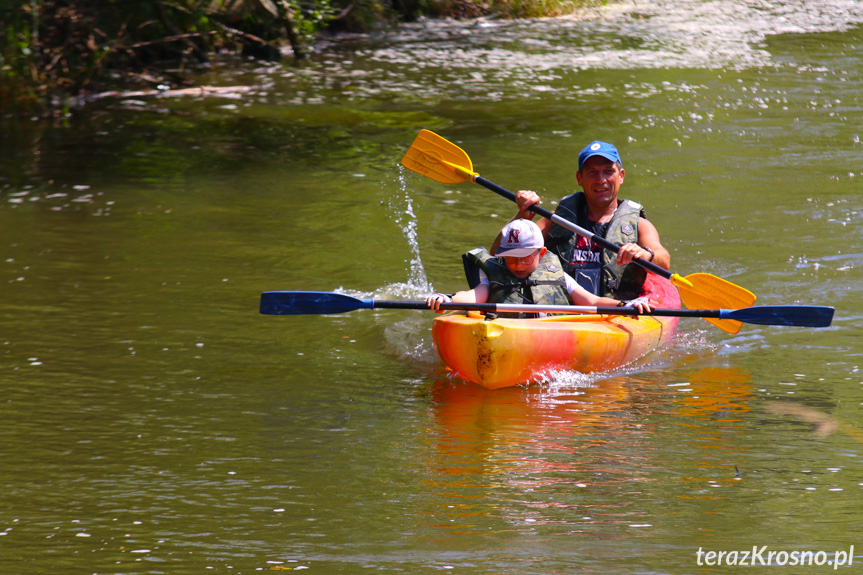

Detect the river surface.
[{"left": 2, "top": 1, "right": 863, "bottom": 573}]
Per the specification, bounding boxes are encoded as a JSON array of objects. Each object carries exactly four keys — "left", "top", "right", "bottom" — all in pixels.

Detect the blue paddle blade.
[
  {"left": 722, "top": 305, "right": 834, "bottom": 327},
  {"left": 260, "top": 291, "right": 373, "bottom": 315}
]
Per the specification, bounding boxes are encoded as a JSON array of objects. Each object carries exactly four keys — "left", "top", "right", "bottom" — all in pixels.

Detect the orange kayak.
[{"left": 431, "top": 275, "right": 680, "bottom": 389}]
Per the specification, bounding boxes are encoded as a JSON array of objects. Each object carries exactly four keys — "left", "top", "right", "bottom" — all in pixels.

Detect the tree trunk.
[{"left": 273, "top": 0, "right": 306, "bottom": 60}]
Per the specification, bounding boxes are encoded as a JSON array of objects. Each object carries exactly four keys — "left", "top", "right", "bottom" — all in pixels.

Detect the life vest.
[
  {"left": 546, "top": 192, "right": 647, "bottom": 300},
  {"left": 462, "top": 247, "right": 571, "bottom": 318}
]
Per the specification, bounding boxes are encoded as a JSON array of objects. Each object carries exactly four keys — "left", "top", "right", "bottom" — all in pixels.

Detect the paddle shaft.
[
  {"left": 379, "top": 301, "right": 832, "bottom": 326},
  {"left": 373, "top": 300, "right": 643, "bottom": 315},
  {"left": 474, "top": 175, "right": 673, "bottom": 280},
  {"left": 378, "top": 300, "right": 685, "bottom": 316},
  {"left": 260, "top": 291, "right": 834, "bottom": 327},
  {"left": 258, "top": 292, "right": 833, "bottom": 327},
  {"left": 373, "top": 300, "right": 825, "bottom": 323}
]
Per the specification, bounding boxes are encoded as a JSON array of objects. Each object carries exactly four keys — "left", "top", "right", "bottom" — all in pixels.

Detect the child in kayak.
[{"left": 427, "top": 219, "right": 653, "bottom": 315}]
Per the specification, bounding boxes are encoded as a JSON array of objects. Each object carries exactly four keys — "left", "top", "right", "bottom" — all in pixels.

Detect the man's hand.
[
  {"left": 514, "top": 190, "right": 542, "bottom": 219},
  {"left": 616, "top": 242, "right": 654, "bottom": 266}
]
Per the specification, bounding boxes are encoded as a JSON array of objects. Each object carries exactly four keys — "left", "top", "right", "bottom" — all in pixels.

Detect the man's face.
[{"left": 576, "top": 156, "right": 625, "bottom": 209}]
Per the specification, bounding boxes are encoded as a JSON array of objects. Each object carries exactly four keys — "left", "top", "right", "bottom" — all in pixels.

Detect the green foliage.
[
  {"left": 1, "top": 1, "right": 41, "bottom": 114},
  {"left": 1, "top": 0, "right": 254, "bottom": 113},
  {"left": 299, "top": 1, "right": 337, "bottom": 39},
  {"left": 328, "top": 0, "right": 395, "bottom": 30},
  {"left": 473, "top": 0, "right": 606, "bottom": 19},
  {"left": 1, "top": 0, "right": 605, "bottom": 115},
  {"left": 286, "top": 0, "right": 339, "bottom": 44}
]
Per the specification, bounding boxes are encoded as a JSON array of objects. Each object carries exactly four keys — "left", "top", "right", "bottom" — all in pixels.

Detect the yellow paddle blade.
[
  {"left": 676, "top": 273, "right": 757, "bottom": 334},
  {"left": 401, "top": 129, "right": 476, "bottom": 185}
]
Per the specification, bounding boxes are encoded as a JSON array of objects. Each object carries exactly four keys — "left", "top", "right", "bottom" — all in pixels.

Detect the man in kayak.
[
  {"left": 427, "top": 219, "right": 652, "bottom": 315},
  {"left": 492, "top": 140, "right": 670, "bottom": 301}
]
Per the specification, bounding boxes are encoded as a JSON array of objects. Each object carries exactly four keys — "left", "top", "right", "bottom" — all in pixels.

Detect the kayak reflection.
[{"left": 418, "top": 367, "right": 754, "bottom": 533}]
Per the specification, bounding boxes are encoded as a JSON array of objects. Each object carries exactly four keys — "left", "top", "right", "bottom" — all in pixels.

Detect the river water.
[{"left": 2, "top": 1, "right": 863, "bottom": 573}]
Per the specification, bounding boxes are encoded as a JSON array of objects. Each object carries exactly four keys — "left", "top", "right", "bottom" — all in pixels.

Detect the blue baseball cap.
[{"left": 578, "top": 141, "right": 622, "bottom": 171}]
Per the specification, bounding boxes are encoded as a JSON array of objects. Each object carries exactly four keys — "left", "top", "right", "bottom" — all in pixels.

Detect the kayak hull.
[{"left": 431, "top": 274, "right": 680, "bottom": 389}]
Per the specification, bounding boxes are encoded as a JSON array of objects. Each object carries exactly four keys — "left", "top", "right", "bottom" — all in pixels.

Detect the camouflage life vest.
[
  {"left": 462, "top": 247, "right": 571, "bottom": 318},
  {"left": 546, "top": 192, "right": 647, "bottom": 300}
]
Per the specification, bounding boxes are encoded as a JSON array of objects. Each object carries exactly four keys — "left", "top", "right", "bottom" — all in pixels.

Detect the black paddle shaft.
[
  {"left": 259, "top": 293, "right": 833, "bottom": 327},
  {"left": 377, "top": 301, "right": 833, "bottom": 326},
  {"left": 373, "top": 300, "right": 713, "bottom": 318},
  {"left": 474, "top": 175, "right": 673, "bottom": 280}
]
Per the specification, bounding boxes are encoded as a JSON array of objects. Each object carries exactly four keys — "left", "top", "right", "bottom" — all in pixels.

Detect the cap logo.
[
  {"left": 590, "top": 143, "right": 602, "bottom": 151},
  {"left": 507, "top": 229, "right": 520, "bottom": 244}
]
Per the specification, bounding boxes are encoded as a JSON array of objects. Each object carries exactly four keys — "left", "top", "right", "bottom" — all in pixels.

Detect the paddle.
[
  {"left": 259, "top": 291, "right": 835, "bottom": 328},
  {"left": 400, "top": 129, "right": 757, "bottom": 333}
]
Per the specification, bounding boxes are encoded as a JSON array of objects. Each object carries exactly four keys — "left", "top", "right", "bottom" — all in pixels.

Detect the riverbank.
[{"left": 1, "top": 0, "right": 607, "bottom": 117}]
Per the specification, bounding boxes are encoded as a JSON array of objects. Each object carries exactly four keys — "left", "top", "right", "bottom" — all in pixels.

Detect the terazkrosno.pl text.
[{"left": 696, "top": 546, "right": 854, "bottom": 569}]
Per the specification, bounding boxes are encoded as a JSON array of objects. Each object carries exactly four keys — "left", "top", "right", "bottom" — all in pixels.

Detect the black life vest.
[{"left": 546, "top": 192, "right": 647, "bottom": 300}]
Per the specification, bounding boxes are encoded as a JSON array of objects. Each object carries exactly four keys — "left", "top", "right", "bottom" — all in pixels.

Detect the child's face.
[{"left": 503, "top": 248, "right": 544, "bottom": 279}]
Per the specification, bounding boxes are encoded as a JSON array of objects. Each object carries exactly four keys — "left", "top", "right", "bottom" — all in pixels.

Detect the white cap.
[{"left": 496, "top": 219, "right": 544, "bottom": 258}]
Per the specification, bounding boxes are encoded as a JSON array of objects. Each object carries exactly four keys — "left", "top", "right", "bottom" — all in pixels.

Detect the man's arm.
[
  {"left": 564, "top": 273, "right": 654, "bottom": 313},
  {"left": 615, "top": 217, "right": 670, "bottom": 270}
]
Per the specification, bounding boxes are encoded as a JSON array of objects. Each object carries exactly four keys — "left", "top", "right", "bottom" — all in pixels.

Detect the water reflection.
[
  {"left": 420, "top": 365, "right": 756, "bottom": 534},
  {"left": 664, "top": 367, "right": 754, "bottom": 495},
  {"left": 423, "top": 377, "right": 641, "bottom": 534},
  {"left": 429, "top": 376, "right": 630, "bottom": 470},
  {"left": 673, "top": 366, "right": 752, "bottom": 421}
]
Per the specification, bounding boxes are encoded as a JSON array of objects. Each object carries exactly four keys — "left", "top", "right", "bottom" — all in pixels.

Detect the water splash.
[
  {"left": 387, "top": 168, "right": 433, "bottom": 295},
  {"left": 332, "top": 169, "right": 442, "bottom": 366},
  {"left": 381, "top": 170, "right": 444, "bottom": 364},
  {"left": 384, "top": 315, "right": 441, "bottom": 366},
  {"left": 335, "top": 169, "right": 433, "bottom": 300},
  {"left": 527, "top": 327, "right": 720, "bottom": 391},
  {"left": 534, "top": 360, "right": 659, "bottom": 392},
  {"left": 535, "top": 369, "right": 604, "bottom": 390}
]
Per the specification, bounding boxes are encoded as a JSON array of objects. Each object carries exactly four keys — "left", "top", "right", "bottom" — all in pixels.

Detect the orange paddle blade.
[
  {"left": 677, "top": 273, "right": 756, "bottom": 334},
  {"left": 401, "top": 129, "right": 476, "bottom": 185}
]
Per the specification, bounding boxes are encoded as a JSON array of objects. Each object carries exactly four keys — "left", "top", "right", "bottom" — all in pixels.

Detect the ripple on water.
[{"left": 301, "top": 0, "right": 863, "bottom": 104}]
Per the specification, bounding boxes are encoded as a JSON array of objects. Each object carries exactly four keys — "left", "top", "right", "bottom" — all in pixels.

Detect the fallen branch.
[
  {"left": 123, "top": 31, "right": 217, "bottom": 51},
  {"left": 89, "top": 84, "right": 263, "bottom": 101}
]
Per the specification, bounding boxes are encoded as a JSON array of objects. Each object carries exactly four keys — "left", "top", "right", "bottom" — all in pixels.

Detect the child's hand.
[
  {"left": 426, "top": 294, "right": 452, "bottom": 313},
  {"left": 624, "top": 296, "right": 654, "bottom": 314}
]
